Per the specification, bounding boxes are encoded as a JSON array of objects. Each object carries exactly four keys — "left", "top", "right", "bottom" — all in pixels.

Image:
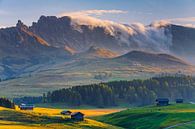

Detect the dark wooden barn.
[
  {"left": 156, "top": 98, "right": 169, "bottom": 106},
  {"left": 71, "top": 112, "right": 84, "bottom": 121},
  {"left": 176, "top": 99, "right": 183, "bottom": 103}
]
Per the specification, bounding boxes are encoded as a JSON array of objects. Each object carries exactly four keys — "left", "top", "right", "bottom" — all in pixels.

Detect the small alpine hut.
[
  {"left": 61, "top": 110, "right": 72, "bottom": 115},
  {"left": 156, "top": 98, "right": 169, "bottom": 106},
  {"left": 176, "top": 99, "right": 183, "bottom": 104},
  {"left": 71, "top": 112, "right": 84, "bottom": 121},
  {"left": 19, "top": 103, "right": 34, "bottom": 110}
]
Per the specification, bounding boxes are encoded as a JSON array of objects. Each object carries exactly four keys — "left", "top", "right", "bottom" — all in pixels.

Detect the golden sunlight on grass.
[
  {"left": 18, "top": 106, "right": 124, "bottom": 117},
  {"left": 70, "top": 109, "right": 124, "bottom": 117},
  {"left": 0, "top": 124, "right": 45, "bottom": 129},
  {"left": 0, "top": 106, "right": 122, "bottom": 129}
]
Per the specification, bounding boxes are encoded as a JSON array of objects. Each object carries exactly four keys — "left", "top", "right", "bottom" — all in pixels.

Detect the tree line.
[
  {"left": 0, "top": 98, "right": 15, "bottom": 109},
  {"left": 43, "top": 75, "right": 195, "bottom": 107},
  {"left": 13, "top": 96, "right": 43, "bottom": 105}
]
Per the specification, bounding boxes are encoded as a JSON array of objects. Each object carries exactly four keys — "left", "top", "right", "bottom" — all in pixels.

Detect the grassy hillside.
[
  {"left": 1, "top": 53, "right": 193, "bottom": 98},
  {"left": 0, "top": 65, "right": 152, "bottom": 98},
  {"left": 94, "top": 104, "right": 195, "bottom": 129},
  {"left": 0, "top": 106, "right": 122, "bottom": 129},
  {"left": 29, "top": 106, "right": 123, "bottom": 117}
]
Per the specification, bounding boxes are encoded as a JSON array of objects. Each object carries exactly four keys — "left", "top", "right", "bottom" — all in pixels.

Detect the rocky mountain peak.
[
  {"left": 38, "top": 15, "right": 58, "bottom": 23},
  {"left": 16, "top": 20, "right": 28, "bottom": 30}
]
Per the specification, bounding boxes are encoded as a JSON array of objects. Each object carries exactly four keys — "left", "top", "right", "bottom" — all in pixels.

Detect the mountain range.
[
  {"left": 0, "top": 15, "right": 195, "bottom": 97},
  {"left": 28, "top": 16, "right": 195, "bottom": 57}
]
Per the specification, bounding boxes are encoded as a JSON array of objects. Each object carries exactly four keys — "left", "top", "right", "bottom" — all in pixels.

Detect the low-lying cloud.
[
  {"left": 59, "top": 9, "right": 135, "bottom": 43},
  {"left": 160, "top": 17, "right": 195, "bottom": 27},
  {"left": 59, "top": 10, "right": 172, "bottom": 52},
  {"left": 183, "top": 24, "right": 195, "bottom": 28},
  {"left": 0, "top": 23, "right": 5, "bottom": 28}
]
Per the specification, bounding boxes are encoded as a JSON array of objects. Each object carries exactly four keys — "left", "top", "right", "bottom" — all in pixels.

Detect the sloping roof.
[
  {"left": 61, "top": 110, "right": 71, "bottom": 112},
  {"left": 156, "top": 98, "right": 169, "bottom": 102},
  {"left": 19, "top": 104, "right": 34, "bottom": 108}
]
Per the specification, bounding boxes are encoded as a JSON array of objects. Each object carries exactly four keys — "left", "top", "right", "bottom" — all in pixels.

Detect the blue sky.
[{"left": 1, "top": 0, "right": 195, "bottom": 27}]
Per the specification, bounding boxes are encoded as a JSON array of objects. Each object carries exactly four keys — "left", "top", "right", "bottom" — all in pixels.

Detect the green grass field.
[{"left": 94, "top": 104, "right": 195, "bottom": 129}]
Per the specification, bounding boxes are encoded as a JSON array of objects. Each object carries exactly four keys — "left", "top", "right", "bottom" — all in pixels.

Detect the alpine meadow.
[{"left": 1, "top": 0, "right": 195, "bottom": 129}]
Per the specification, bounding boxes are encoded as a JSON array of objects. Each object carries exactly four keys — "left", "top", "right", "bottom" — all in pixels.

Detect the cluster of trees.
[
  {"left": 0, "top": 98, "right": 15, "bottom": 109},
  {"left": 46, "top": 84, "right": 115, "bottom": 107},
  {"left": 106, "top": 75, "right": 195, "bottom": 105},
  {"left": 13, "top": 96, "right": 43, "bottom": 105},
  {"left": 45, "top": 75, "right": 195, "bottom": 107}
]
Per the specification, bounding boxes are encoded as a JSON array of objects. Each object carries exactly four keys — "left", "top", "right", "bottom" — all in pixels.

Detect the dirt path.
[{"left": 164, "top": 121, "right": 195, "bottom": 129}]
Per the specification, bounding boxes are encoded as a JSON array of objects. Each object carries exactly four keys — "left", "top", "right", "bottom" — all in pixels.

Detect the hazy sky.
[{"left": 1, "top": 0, "right": 195, "bottom": 27}]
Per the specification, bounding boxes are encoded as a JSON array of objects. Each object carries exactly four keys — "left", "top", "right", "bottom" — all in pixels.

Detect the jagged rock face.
[
  {"left": 170, "top": 25, "right": 195, "bottom": 56},
  {"left": 30, "top": 16, "right": 122, "bottom": 53},
  {"left": 29, "top": 16, "right": 195, "bottom": 59},
  {"left": 0, "top": 20, "right": 70, "bottom": 78},
  {"left": 1, "top": 16, "right": 195, "bottom": 58},
  {"left": 30, "top": 16, "right": 171, "bottom": 54},
  {"left": 0, "top": 20, "right": 68, "bottom": 57},
  {"left": 0, "top": 15, "right": 195, "bottom": 79}
]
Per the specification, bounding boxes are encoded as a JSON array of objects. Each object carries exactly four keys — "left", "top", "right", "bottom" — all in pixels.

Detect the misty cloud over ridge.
[
  {"left": 62, "top": 13, "right": 173, "bottom": 53},
  {"left": 58, "top": 9, "right": 173, "bottom": 53}
]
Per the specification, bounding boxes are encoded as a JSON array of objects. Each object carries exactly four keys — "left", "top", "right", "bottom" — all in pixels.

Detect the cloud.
[
  {"left": 167, "top": 17, "right": 195, "bottom": 23},
  {"left": 131, "top": 23, "right": 146, "bottom": 32},
  {"left": 58, "top": 9, "right": 127, "bottom": 17},
  {"left": 69, "top": 15, "right": 135, "bottom": 38},
  {"left": 183, "top": 24, "right": 195, "bottom": 28},
  {"left": 0, "top": 25, "right": 5, "bottom": 28},
  {"left": 58, "top": 9, "right": 132, "bottom": 41},
  {"left": 153, "top": 17, "right": 195, "bottom": 28},
  {"left": 150, "top": 20, "right": 170, "bottom": 28},
  {"left": 58, "top": 10, "right": 172, "bottom": 53}
]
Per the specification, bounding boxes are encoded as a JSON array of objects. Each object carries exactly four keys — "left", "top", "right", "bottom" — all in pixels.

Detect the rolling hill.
[
  {"left": 94, "top": 104, "right": 195, "bottom": 129},
  {"left": 0, "top": 50, "right": 194, "bottom": 97},
  {"left": 114, "top": 50, "right": 189, "bottom": 66}
]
